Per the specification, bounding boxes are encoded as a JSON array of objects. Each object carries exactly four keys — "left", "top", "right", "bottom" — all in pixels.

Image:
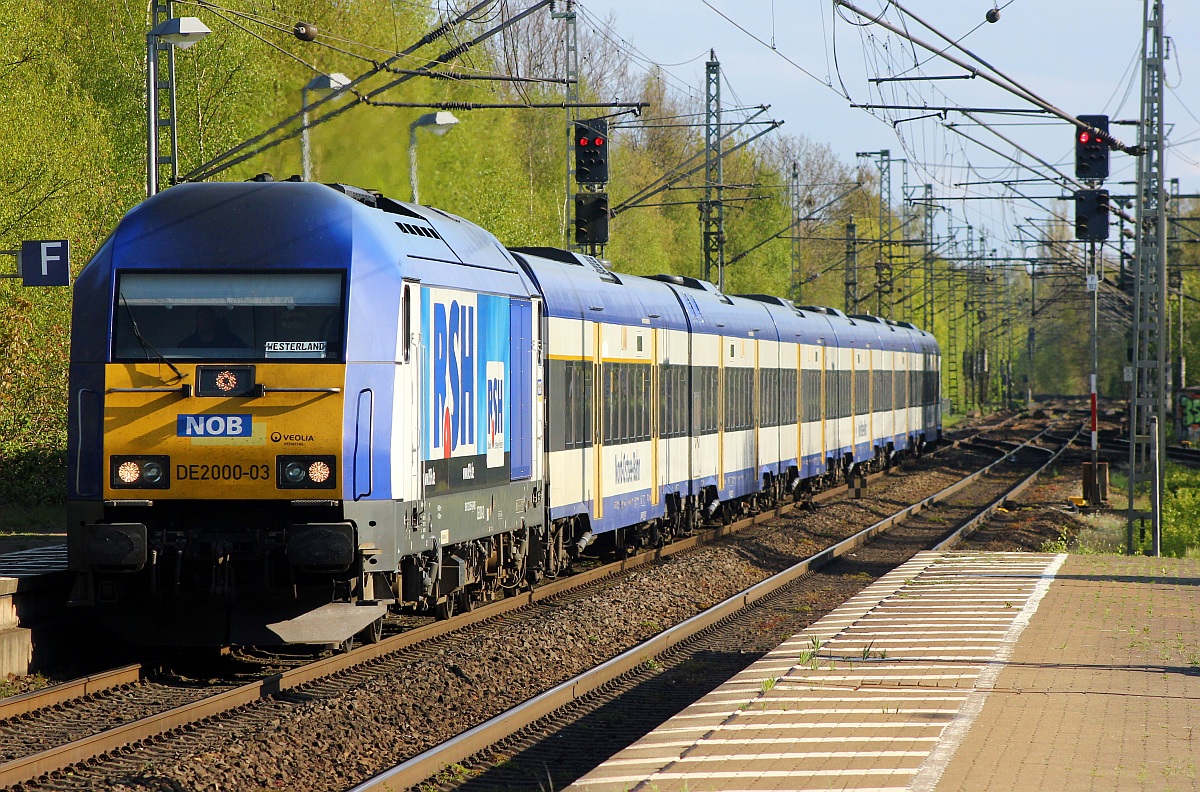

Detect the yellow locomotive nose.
[{"left": 101, "top": 361, "right": 344, "bottom": 501}]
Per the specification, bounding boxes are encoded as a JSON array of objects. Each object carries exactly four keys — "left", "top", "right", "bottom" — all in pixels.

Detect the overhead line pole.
[
  {"left": 790, "top": 162, "right": 803, "bottom": 302},
  {"left": 923, "top": 184, "right": 935, "bottom": 331},
  {"left": 553, "top": 0, "right": 580, "bottom": 251},
  {"left": 148, "top": 0, "right": 180, "bottom": 196},
  {"left": 703, "top": 50, "right": 725, "bottom": 289},
  {"left": 845, "top": 216, "right": 858, "bottom": 314},
  {"left": 1128, "top": 0, "right": 1168, "bottom": 557}
]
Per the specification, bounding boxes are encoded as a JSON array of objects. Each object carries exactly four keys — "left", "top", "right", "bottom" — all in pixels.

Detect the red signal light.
[
  {"left": 578, "top": 137, "right": 589, "bottom": 146},
  {"left": 594, "top": 137, "right": 605, "bottom": 146},
  {"left": 1079, "top": 131, "right": 1090, "bottom": 144}
]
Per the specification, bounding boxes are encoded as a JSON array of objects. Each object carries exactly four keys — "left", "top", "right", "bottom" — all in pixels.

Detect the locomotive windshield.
[{"left": 112, "top": 272, "right": 345, "bottom": 362}]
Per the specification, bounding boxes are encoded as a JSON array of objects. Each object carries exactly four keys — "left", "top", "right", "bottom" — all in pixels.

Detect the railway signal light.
[
  {"left": 575, "top": 192, "right": 609, "bottom": 245},
  {"left": 574, "top": 118, "right": 609, "bottom": 184},
  {"left": 1075, "top": 114, "right": 1109, "bottom": 181},
  {"left": 1075, "top": 188, "right": 1110, "bottom": 241}
]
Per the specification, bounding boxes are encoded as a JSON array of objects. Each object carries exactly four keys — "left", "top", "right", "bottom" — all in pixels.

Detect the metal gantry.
[
  {"left": 923, "top": 184, "right": 936, "bottom": 331},
  {"left": 844, "top": 216, "right": 858, "bottom": 313},
  {"left": 1169, "top": 177, "right": 1184, "bottom": 438},
  {"left": 945, "top": 238, "right": 962, "bottom": 412},
  {"left": 856, "top": 150, "right": 893, "bottom": 316},
  {"left": 554, "top": 1, "right": 580, "bottom": 250},
  {"left": 789, "top": 161, "right": 803, "bottom": 303},
  {"left": 1128, "top": 0, "right": 1168, "bottom": 555},
  {"left": 898, "top": 161, "right": 914, "bottom": 322},
  {"left": 877, "top": 151, "right": 893, "bottom": 316},
  {"left": 964, "top": 229, "right": 979, "bottom": 409},
  {"left": 148, "top": 0, "right": 180, "bottom": 196},
  {"left": 702, "top": 50, "right": 725, "bottom": 289}
]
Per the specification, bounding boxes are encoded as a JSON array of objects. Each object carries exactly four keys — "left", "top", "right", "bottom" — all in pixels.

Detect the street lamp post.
[
  {"left": 301, "top": 73, "right": 349, "bottom": 182},
  {"left": 408, "top": 112, "right": 460, "bottom": 205},
  {"left": 147, "top": 16, "right": 211, "bottom": 197}
]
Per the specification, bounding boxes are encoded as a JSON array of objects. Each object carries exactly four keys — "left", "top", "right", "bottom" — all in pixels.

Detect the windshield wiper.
[{"left": 120, "top": 294, "right": 185, "bottom": 383}]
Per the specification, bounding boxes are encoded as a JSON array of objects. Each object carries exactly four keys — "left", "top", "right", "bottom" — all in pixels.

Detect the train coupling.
[
  {"left": 287, "top": 522, "right": 356, "bottom": 572},
  {"left": 74, "top": 523, "right": 148, "bottom": 571}
]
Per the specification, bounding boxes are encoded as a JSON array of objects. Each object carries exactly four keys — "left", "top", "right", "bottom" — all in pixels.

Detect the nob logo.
[{"left": 177, "top": 414, "right": 251, "bottom": 438}]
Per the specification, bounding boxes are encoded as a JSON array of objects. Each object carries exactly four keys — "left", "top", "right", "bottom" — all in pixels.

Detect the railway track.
[
  {"left": 370, "top": 422, "right": 1077, "bottom": 792},
  {"left": 0, "top": 414, "right": 1039, "bottom": 791},
  {"left": 1102, "top": 436, "right": 1200, "bottom": 467}
]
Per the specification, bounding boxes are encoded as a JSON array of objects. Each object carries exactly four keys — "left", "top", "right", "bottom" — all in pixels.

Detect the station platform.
[
  {"left": 0, "top": 544, "right": 70, "bottom": 677},
  {"left": 569, "top": 551, "right": 1200, "bottom": 792}
]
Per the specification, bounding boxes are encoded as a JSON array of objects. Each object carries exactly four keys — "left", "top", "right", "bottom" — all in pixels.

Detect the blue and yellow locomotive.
[{"left": 66, "top": 180, "right": 939, "bottom": 647}]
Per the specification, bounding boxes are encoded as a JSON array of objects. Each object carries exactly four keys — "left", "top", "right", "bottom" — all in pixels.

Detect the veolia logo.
[{"left": 177, "top": 414, "right": 252, "bottom": 438}]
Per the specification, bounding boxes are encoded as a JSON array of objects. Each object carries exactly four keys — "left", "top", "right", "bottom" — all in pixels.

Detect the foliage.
[{"left": 1155, "top": 462, "right": 1200, "bottom": 557}]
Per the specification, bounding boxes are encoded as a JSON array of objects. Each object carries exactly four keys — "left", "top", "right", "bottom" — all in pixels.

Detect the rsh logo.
[
  {"left": 485, "top": 360, "right": 505, "bottom": 468},
  {"left": 177, "top": 414, "right": 253, "bottom": 438},
  {"left": 432, "top": 299, "right": 475, "bottom": 456}
]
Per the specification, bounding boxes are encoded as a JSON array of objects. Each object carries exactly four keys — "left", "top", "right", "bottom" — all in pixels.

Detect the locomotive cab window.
[{"left": 113, "top": 272, "right": 346, "bottom": 362}]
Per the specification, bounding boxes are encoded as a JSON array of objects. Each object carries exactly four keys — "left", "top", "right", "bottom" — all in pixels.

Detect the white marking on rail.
[{"left": 908, "top": 553, "right": 1066, "bottom": 791}]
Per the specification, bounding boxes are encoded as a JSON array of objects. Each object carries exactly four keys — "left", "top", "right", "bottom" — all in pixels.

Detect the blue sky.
[{"left": 578, "top": 0, "right": 1200, "bottom": 245}]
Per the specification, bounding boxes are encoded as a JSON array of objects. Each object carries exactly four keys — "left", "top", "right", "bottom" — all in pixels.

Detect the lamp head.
[
  {"left": 150, "top": 17, "right": 212, "bottom": 49},
  {"left": 412, "top": 111, "right": 461, "bottom": 136},
  {"left": 305, "top": 72, "right": 350, "bottom": 92}
]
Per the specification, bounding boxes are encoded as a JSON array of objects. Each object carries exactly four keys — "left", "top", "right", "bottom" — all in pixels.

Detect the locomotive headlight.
[
  {"left": 284, "top": 462, "right": 307, "bottom": 484},
  {"left": 117, "top": 461, "right": 141, "bottom": 484},
  {"left": 277, "top": 456, "right": 337, "bottom": 489},
  {"left": 308, "top": 461, "right": 331, "bottom": 483},
  {"left": 141, "top": 461, "right": 164, "bottom": 484},
  {"left": 111, "top": 456, "right": 170, "bottom": 489}
]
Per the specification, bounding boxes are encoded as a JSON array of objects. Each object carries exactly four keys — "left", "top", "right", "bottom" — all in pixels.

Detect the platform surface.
[
  {"left": 569, "top": 551, "right": 1200, "bottom": 792},
  {"left": 0, "top": 544, "right": 67, "bottom": 596}
]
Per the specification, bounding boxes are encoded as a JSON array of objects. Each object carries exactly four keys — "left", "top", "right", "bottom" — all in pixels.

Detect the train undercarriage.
[{"left": 69, "top": 437, "right": 933, "bottom": 649}]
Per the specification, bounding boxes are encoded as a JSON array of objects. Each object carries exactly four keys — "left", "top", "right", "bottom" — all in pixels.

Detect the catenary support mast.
[{"left": 1128, "top": 0, "right": 1167, "bottom": 556}]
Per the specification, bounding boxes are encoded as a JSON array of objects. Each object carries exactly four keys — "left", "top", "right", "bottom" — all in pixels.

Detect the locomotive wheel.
[
  {"left": 435, "top": 595, "right": 456, "bottom": 620},
  {"left": 358, "top": 616, "right": 383, "bottom": 645},
  {"left": 338, "top": 636, "right": 355, "bottom": 654}
]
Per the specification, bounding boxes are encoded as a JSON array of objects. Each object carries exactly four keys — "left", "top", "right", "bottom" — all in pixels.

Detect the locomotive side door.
[
  {"left": 531, "top": 299, "right": 545, "bottom": 486},
  {"left": 392, "top": 280, "right": 424, "bottom": 532}
]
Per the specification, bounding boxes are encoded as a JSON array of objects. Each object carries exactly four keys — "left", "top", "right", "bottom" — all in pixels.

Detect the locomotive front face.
[
  {"left": 62, "top": 182, "right": 397, "bottom": 647},
  {"left": 104, "top": 271, "right": 345, "bottom": 500},
  {"left": 71, "top": 268, "right": 358, "bottom": 645}
]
